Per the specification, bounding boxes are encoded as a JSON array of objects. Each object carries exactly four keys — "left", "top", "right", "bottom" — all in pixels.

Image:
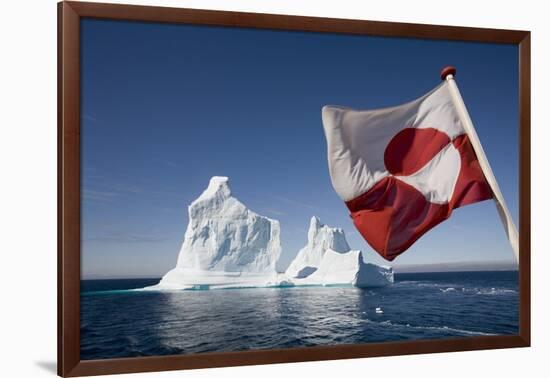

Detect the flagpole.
[{"left": 441, "top": 66, "right": 519, "bottom": 263}]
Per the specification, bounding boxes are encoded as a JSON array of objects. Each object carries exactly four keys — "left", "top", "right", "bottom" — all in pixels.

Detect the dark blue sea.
[{"left": 80, "top": 271, "right": 518, "bottom": 360}]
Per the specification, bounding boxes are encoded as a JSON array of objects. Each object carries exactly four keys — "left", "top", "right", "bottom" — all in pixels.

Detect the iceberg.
[
  {"left": 286, "top": 217, "right": 394, "bottom": 288},
  {"left": 147, "top": 176, "right": 283, "bottom": 290},
  {"left": 145, "top": 176, "right": 393, "bottom": 291},
  {"left": 286, "top": 216, "right": 351, "bottom": 278}
]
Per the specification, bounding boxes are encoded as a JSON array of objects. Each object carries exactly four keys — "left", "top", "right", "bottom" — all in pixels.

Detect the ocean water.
[{"left": 80, "top": 271, "right": 518, "bottom": 360}]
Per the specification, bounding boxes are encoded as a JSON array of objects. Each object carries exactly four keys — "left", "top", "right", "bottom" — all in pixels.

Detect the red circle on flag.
[{"left": 384, "top": 127, "right": 451, "bottom": 176}]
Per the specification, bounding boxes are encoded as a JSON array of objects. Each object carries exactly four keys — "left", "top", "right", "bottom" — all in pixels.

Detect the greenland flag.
[{"left": 322, "top": 82, "right": 493, "bottom": 261}]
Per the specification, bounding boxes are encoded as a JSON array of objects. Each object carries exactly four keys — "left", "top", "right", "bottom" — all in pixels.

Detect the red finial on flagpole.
[{"left": 440, "top": 66, "right": 456, "bottom": 80}]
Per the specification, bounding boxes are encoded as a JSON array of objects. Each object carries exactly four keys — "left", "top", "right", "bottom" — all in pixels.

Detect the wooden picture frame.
[{"left": 58, "top": 1, "right": 531, "bottom": 376}]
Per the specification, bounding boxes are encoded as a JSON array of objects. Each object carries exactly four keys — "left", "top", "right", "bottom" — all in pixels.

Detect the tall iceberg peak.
[
  {"left": 176, "top": 175, "right": 281, "bottom": 273},
  {"left": 286, "top": 216, "right": 351, "bottom": 278},
  {"left": 309, "top": 216, "right": 350, "bottom": 253},
  {"left": 151, "top": 176, "right": 283, "bottom": 290},
  {"left": 286, "top": 217, "right": 394, "bottom": 287},
  {"left": 191, "top": 176, "right": 231, "bottom": 205}
]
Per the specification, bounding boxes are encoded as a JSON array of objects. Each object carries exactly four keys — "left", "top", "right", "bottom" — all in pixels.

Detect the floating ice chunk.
[
  {"left": 147, "top": 176, "right": 282, "bottom": 290},
  {"left": 286, "top": 217, "right": 393, "bottom": 288},
  {"left": 286, "top": 216, "right": 350, "bottom": 279}
]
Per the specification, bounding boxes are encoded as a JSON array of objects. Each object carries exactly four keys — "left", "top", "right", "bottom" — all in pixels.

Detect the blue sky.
[{"left": 80, "top": 19, "right": 519, "bottom": 278}]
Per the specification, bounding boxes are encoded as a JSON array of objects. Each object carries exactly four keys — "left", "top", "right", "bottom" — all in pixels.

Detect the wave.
[
  {"left": 473, "top": 288, "right": 517, "bottom": 296},
  {"left": 439, "top": 287, "right": 457, "bottom": 293},
  {"left": 401, "top": 282, "right": 518, "bottom": 296},
  {"left": 373, "top": 319, "right": 496, "bottom": 336}
]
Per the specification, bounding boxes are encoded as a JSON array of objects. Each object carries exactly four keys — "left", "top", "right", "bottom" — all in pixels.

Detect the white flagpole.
[{"left": 441, "top": 66, "right": 519, "bottom": 262}]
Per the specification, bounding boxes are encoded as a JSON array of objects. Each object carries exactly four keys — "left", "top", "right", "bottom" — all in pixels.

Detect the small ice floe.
[{"left": 375, "top": 307, "right": 384, "bottom": 314}]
